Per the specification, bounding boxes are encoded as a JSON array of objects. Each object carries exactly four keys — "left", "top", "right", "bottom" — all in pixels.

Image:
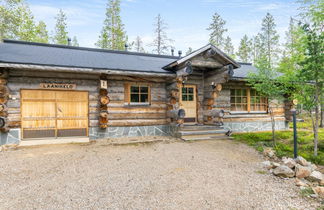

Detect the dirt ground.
[{"left": 0, "top": 139, "right": 321, "bottom": 210}]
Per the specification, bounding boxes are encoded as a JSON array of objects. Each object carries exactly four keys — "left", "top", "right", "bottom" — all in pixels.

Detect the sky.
[{"left": 28, "top": 0, "right": 301, "bottom": 54}]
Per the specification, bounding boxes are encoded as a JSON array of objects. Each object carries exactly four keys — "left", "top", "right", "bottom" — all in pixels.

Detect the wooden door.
[
  {"left": 180, "top": 85, "right": 197, "bottom": 123},
  {"left": 21, "top": 90, "right": 88, "bottom": 139}
]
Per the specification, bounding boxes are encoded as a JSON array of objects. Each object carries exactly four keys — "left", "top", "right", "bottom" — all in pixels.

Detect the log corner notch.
[
  {"left": 0, "top": 69, "right": 9, "bottom": 132},
  {"left": 166, "top": 77, "right": 185, "bottom": 126},
  {"left": 203, "top": 82, "right": 225, "bottom": 125},
  {"left": 99, "top": 79, "right": 109, "bottom": 129}
]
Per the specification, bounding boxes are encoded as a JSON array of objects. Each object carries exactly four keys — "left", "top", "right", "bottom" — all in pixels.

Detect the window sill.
[
  {"left": 230, "top": 111, "right": 267, "bottom": 115},
  {"left": 124, "top": 102, "right": 151, "bottom": 107}
]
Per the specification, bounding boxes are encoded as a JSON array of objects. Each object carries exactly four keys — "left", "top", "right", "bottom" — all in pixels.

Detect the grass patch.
[
  {"left": 232, "top": 117, "right": 324, "bottom": 165},
  {"left": 300, "top": 187, "right": 314, "bottom": 197},
  {"left": 256, "top": 170, "right": 267, "bottom": 174}
]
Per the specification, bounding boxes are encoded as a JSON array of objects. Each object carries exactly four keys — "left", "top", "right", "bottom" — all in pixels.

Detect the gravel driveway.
[{"left": 0, "top": 139, "right": 321, "bottom": 209}]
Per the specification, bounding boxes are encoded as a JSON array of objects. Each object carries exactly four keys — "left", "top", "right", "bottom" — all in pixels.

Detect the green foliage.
[
  {"left": 300, "top": 187, "right": 314, "bottom": 197},
  {"left": 232, "top": 119, "right": 324, "bottom": 165},
  {"left": 257, "top": 13, "right": 280, "bottom": 69},
  {"left": 207, "top": 12, "right": 227, "bottom": 49},
  {"left": 0, "top": 0, "right": 48, "bottom": 43},
  {"left": 185, "top": 47, "right": 193, "bottom": 55},
  {"left": 236, "top": 34, "right": 252, "bottom": 63},
  {"left": 52, "top": 9, "right": 68, "bottom": 45},
  {"left": 96, "top": 0, "right": 127, "bottom": 50},
  {"left": 223, "top": 36, "right": 235, "bottom": 58}
]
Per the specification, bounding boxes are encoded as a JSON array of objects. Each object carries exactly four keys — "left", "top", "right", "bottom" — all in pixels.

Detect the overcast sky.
[{"left": 28, "top": 0, "right": 300, "bottom": 54}]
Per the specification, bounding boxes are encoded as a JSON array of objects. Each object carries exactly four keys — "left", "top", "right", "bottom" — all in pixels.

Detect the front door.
[
  {"left": 21, "top": 90, "right": 88, "bottom": 139},
  {"left": 180, "top": 84, "right": 197, "bottom": 123}
]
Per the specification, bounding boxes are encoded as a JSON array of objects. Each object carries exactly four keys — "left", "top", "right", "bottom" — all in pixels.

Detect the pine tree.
[
  {"left": 52, "top": 9, "right": 69, "bottom": 45},
  {"left": 259, "top": 13, "right": 280, "bottom": 69},
  {"left": 133, "top": 36, "right": 145, "bottom": 52},
  {"left": 207, "top": 12, "right": 227, "bottom": 49},
  {"left": 72, "top": 36, "right": 79, "bottom": 46},
  {"left": 237, "top": 35, "right": 252, "bottom": 63},
  {"left": 0, "top": 0, "right": 21, "bottom": 40},
  {"left": 150, "top": 14, "right": 173, "bottom": 55},
  {"left": 96, "top": 0, "right": 127, "bottom": 50},
  {"left": 251, "top": 34, "right": 263, "bottom": 65},
  {"left": 223, "top": 36, "right": 234, "bottom": 57}
]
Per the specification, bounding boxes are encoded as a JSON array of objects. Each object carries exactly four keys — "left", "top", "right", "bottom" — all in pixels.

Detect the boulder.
[
  {"left": 295, "top": 156, "right": 309, "bottom": 166},
  {"left": 262, "top": 161, "right": 272, "bottom": 170},
  {"left": 295, "top": 164, "right": 312, "bottom": 179},
  {"left": 307, "top": 171, "right": 323, "bottom": 183},
  {"left": 273, "top": 165, "right": 295, "bottom": 178},
  {"left": 295, "top": 178, "right": 308, "bottom": 187},
  {"left": 263, "top": 148, "right": 275, "bottom": 158},
  {"left": 312, "top": 186, "right": 324, "bottom": 198},
  {"left": 282, "top": 157, "right": 296, "bottom": 169},
  {"left": 272, "top": 162, "right": 280, "bottom": 168},
  {"left": 320, "top": 179, "right": 324, "bottom": 186}
]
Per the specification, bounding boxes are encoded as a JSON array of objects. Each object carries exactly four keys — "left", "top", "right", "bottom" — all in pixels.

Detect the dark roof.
[
  {"left": 0, "top": 39, "right": 178, "bottom": 74},
  {"left": 232, "top": 62, "right": 258, "bottom": 79}
]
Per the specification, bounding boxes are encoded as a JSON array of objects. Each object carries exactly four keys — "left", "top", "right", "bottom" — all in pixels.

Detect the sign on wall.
[
  {"left": 40, "top": 83, "right": 76, "bottom": 90},
  {"left": 100, "top": 80, "right": 108, "bottom": 89}
]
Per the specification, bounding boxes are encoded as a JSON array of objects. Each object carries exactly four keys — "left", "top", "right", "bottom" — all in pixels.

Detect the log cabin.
[{"left": 0, "top": 39, "right": 290, "bottom": 145}]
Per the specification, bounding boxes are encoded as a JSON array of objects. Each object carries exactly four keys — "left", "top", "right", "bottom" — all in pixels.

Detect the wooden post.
[{"left": 0, "top": 70, "right": 9, "bottom": 132}]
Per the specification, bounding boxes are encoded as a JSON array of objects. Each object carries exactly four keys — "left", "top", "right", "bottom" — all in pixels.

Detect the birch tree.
[
  {"left": 207, "top": 12, "right": 227, "bottom": 49},
  {"left": 150, "top": 14, "right": 173, "bottom": 55},
  {"left": 52, "top": 9, "right": 69, "bottom": 45},
  {"left": 96, "top": 0, "right": 127, "bottom": 50}
]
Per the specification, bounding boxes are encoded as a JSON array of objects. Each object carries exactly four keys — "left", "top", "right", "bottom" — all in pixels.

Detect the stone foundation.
[
  {"left": 0, "top": 129, "right": 20, "bottom": 145},
  {"left": 89, "top": 125, "right": 175, "bottom": 139},
  {"left": 223, "top": 120, "right": 288, "bottom": 132}
]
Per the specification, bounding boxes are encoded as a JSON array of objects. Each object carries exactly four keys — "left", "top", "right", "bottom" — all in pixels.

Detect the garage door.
[{"left": 21, "top": 90, "right": 88, "bottom": 139}]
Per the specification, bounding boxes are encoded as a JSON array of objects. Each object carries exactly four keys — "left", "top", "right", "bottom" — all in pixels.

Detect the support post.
[{"left": 291, "top": 108, "right": 298, "bottom": 158}]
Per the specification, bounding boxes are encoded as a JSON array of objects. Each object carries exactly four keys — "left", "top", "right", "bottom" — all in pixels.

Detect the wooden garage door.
[{"left": 21, "top": 90, "right": 88, "bottom": 139}]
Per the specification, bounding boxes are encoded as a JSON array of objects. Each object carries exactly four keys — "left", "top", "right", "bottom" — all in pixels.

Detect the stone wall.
[{"left": 224, "top": 120, "right": 288, "bottom": 132}]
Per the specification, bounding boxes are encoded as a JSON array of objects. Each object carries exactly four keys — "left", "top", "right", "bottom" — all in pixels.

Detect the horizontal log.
[
  {"left": 108, "top": 119, "right": 167, "bottom": 126},
  {"left": 107, "top": 107, "right": 166, "bottom": 114},
  {"left": 108, "top": 112, "right": 166, "bottom": 120},
  {"left": 167, "top": 109, "right": 185, "bottom": 119},
  {"left": 204, "top": 109, "right": 225, "bottom": 118}
]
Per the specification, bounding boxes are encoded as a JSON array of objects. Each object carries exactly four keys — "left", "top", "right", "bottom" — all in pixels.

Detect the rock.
[
  {"left": 295, "top": 156, "right": 309, "bottom": 166},
  {"left": 307, "top": 171, "right": 323, "bottom": 183},
  {"left": 312, "top": 186, "right": 324, "bottom": 198},
  {"left": 273, "top": 165, "right": 295, "bottom": 178},
  {"left": 295, "top": 164, "right": 312, "bottom": 179},
  {"left": 320, "top": 179, "right": 324, "bottom": 186},
  {"left": 295, "top": 178, "right": 308, "bottom": 187},
  {"left": 282, "top": 157, "right": 296, "bottom": 169},
  {"left": 309, "top": 164, "right": 317, "bottom": 172},
  {"left": 263, "top": 148, "right": 275, "bottom": 158},
  {"left": 262, "top": 161, "right": 272, "bottom": 169},
  {"left": 272, "top": 162, "right": 280, "bottom": 168}
]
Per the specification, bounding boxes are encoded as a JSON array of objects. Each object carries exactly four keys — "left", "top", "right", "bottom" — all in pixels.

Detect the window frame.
[
  {"left": 124, "top": 83, "right": 151, "bottom": 106},
  {"left": 230, "top": 88, "right": 268, "bottom": 114}
]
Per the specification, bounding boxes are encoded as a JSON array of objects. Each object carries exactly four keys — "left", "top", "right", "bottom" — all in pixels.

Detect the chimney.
[
  {"left": 178, "top": 50, "right": 182, "bottom": 58},
  {"left": 67, "top": 37, "right": 71, "bottom": 46},
  {"left": 125, "top": 43, "right": 128, "bottom": 51},
  {"left": 171, "top": 48, "right": 174, "bottom": 56}
]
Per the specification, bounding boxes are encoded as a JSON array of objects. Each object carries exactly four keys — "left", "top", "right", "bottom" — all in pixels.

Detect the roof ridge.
[{"left": 2, "top": 39, "right": 179, "bottom": 59}]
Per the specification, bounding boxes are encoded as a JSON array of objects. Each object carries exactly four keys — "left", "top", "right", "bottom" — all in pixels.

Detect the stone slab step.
[
  {"left": 179, "top": 129, "right": 227, "bottom": 136},
  {"left": 182, "top": 134, "right": 228, "bottom": 141},
  {"left": 180, "top": 125, "right": 224, "bottom": 131}
]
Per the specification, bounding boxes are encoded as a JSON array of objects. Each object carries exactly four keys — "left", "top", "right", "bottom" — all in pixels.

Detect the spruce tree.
[
  {"left": 237, "top": 35, "right": 252, "bottom": 63},
  {"left": 52, "top": 9, "right": 69, "bottom": 45},
  {"left": 134, "top": 36, "right": 145, "bottom": 52},
  {"left": 151, "top": 14, "right": 173, "bottom": 55},
  {"left": 96, "top": 0, "right": 127, "bottom": 50},
  {"left": 207, "top": 12, "right": 227, "bottom": 49},
  {"left": 34, "top": 21, "right": 48, "bottom": 43}
]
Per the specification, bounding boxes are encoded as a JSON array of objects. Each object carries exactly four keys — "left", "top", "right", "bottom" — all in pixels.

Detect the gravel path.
[{"left": 0, "top": 139, "right": 321, "bottom": 210}]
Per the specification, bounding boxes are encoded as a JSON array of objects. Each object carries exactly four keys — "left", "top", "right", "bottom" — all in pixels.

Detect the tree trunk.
[
  {"left": 269, "top": 106, "right": 276, "bottom": 147},
  {"left": 320, "top": 93, "right": 324, "bottom": 128},
  {"left": 313, "top": 84, "right": 320, "bottom": 156}
]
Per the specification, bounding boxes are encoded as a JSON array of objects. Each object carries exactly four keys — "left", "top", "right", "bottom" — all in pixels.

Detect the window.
[
  {"left": 125, "top": 84, "right": 150, "bottom": 105},
  {"left": 230, "top": 88, "right": 268, "bottom": 112},
  {"left": 182, "top": 87, "right": 194, "bottom": 101}
]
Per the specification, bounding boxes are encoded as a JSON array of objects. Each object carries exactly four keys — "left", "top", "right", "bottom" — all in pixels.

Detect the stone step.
[
  {"left": 179, "top": 129, "right": 227, "bottom": 136},
  {"left": 181, "top": 133, "right": 228, "bottom": 141},
  {"left": 180, "top": 125, "right": 224, "bottom": 131}
]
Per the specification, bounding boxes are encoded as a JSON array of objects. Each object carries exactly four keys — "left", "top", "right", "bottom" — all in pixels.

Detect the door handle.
[{"left": 57, "top": 107, "right": 62, "bottom": 113}]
